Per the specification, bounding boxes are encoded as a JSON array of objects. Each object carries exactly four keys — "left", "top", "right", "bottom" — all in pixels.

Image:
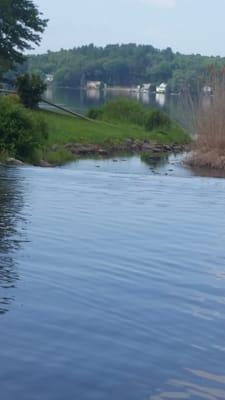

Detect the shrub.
[
  {"left": 44, "top": 148, "right": 74, "bottom": 165},
  {"left": 86, "top": 98, "right": 172, "bottom": 131},
  {"left": 5, "top": 94, "right": 21, "bottom": 104},
  {"left": 0, "top": 95, "right": 48, "bottom": 159},
  {"left": 16, "top": 73, "right": 47, "bottom": 109},
  {"left": 87, "top": 98, "right": 146, "bottom": 125},
  {"left": 103, "top": 98, "right": 146, "bottom": 125},
  {"left": 87, "top": 108, "right": 104, "bottom": 120},
  {"left": 144, "top": 109, "right": 171, "bottom": 131}
]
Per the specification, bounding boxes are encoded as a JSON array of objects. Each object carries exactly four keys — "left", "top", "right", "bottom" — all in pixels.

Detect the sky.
[{"left": 33, "top": 0, "right": 225, "bottom": 56}]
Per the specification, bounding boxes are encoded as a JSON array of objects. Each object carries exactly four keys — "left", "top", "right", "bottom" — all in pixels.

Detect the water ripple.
[{"left": 0, "top": 159, "right": 225, "bottom": 399}]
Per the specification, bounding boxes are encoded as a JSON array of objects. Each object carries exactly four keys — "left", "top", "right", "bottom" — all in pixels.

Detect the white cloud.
[{"left": 139, "top": 0, "right": 176, "bottom": 8}]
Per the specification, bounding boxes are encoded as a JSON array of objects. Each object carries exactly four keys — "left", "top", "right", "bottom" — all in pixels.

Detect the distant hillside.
[{"left": 27, "top": 44, "right": 225, "bottom": 92}]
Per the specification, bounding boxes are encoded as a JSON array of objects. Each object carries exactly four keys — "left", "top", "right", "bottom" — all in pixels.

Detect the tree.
[
  {"left": 16, "top": 73, "right": 47, "bottom": 109},
  {"left": 0, "top": 95, "right": 48, "bottom": 159},
  {"left": 0, "top": 0, "right": 48, "bottom": 71}
]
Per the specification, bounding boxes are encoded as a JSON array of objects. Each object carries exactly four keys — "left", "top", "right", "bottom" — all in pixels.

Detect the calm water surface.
[
  {"left": 43, "top": 86, "right": 193, "bottom": 130},
  {"left": 0, "top": 156, "right": 225, "bottom": 400}
]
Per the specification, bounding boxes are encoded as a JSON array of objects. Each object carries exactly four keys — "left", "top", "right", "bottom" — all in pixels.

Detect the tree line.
[{"left": 25, "top": 44, "right": 225, "bottom": 92}]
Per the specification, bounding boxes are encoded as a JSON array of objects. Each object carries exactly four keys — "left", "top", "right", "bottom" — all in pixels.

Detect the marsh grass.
[{"left": 187, "top": 70, "right": 225, "bottom": 169}]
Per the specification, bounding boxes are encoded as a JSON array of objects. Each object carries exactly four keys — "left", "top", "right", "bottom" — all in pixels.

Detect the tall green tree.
[{"left": 0, "top": 0, "right": 48, "bottom": 72}]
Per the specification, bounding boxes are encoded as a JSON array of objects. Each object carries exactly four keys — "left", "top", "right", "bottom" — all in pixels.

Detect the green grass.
[
  {"left": 0, "top": 96, "right": 191, "bottom": 166},
  {"left": 43, "top": 148, "right": 74, "bottom": 165},
  {"left": 37, "top": 109, "right": 190, "bottom": 149}
]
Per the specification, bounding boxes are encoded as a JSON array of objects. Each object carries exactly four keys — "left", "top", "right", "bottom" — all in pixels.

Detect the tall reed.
[{"left": 187, "top": 69, "right": 225, "bottom": 169}]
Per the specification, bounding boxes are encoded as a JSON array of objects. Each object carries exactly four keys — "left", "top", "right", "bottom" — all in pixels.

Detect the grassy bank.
[
  {"left": 42, "top": 110, "right": 189, "bottom": 147},
  {"left": 0, "top": 96, "right": 190, "bottom": 166}
]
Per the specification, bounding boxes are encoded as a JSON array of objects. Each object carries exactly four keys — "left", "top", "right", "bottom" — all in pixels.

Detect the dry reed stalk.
[{"left": 187, "top": 69, "right": 225, "bottom": 169}]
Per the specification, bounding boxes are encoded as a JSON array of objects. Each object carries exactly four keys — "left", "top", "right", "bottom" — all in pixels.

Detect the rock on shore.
[
  {"left": 63, "top": 140, "right": 188, "bottom": 156},
  {"left": 5, "top": 157, "right": 24, "bottom": 166}
]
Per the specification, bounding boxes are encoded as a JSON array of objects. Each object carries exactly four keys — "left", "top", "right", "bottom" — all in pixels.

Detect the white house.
[
  {"left": 202, "top": 85, "right": 212, "bottom": 95},
  {"left": 156, "top": 82, "right": 167, "bottom": 94},
  {"left": 45, "top": 74, "right": 54, "bottom": 83},
  {"left": 86, "top": 81, "right": 102, "bottom": 90},
  {"left": 141, "top": 83, "right": 151, "bottom": 92}
]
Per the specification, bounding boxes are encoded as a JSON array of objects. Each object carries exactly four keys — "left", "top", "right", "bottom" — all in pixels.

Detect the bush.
[
  {"left": 16, "top": 73, "right": 47, "bottom": 109},
  {"left": 87, "top": 108, "right": 104, "bottom": 120},
  {"left": 0, "top": 95, "right": 48, "bottom": 159},
  {"left": 44, "top": 148, "right": 74, "bottom": 165},
  {"left": 5, "top": 94, "right": 21, "bottom": 104},
  {"left": 86, "top": 98, "right": 171, "bottom": 131},
  {"left": 87, "top": 98, "right": 146, "bottom": 125},
  {"left": 144, "top": 109, "right": 171, "bottom": 131}
]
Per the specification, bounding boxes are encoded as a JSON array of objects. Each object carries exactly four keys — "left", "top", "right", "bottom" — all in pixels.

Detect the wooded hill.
[{"left": 25, "top": 44, "right": 225, "bottom": 91}]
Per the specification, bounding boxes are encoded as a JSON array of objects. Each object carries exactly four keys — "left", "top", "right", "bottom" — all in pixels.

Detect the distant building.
[
  {"left": 202, "top": 85, "right": 212, "bottom": 95},
  {"left": 86, "top": 81, "right": 102, "bottom": 90},
  {"left": 45, "top": 74, "right": 54, "bottom": 83},
  {"left": 156, "top": 82, "right": 167, "bottom": 94},
  {"left": 141, "top": 83, "right": 151, "bottom": 92},
  {"left": 131, "top": 85, "right": 141, "bottom": 92}
]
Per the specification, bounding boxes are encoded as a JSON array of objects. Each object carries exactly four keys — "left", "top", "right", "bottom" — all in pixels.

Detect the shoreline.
[
  {"left": 1, "top": 142, "right": 190, "bottom": 168},
  {"left": 63, "top": 140, "right": 189, "bottom": 158},
  {"left": 185, "top": 150, "right": 225, "bottom": 171}
]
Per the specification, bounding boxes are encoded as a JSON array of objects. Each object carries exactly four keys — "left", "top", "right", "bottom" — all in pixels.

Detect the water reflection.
[
  {"left": 86, "top": 88, "right": 101, "bottom": 100},
  {"left": 0, "top": 167, "right": 25, "bottom": 315},
  {"left": 44, "top": 87, "right": 193, "bottom": 133},
  {"left": 141, "top": 152, "right": 169, "bottom": 168},
  {"left": 155, "top": 93, "right": 166, "bottom": 107},
  {"left": 141, "top": 91, "right": 150, "bottom": 104},
  {"left": 151, "top": 369, "right": 225, "bottom": 400}
]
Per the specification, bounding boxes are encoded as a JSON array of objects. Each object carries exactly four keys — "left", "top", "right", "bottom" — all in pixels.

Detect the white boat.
[{"left": 156, "top": 82, "right": 167, "bottom": 94}]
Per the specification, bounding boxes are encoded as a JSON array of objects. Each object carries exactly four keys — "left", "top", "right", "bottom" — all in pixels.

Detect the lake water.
[
  {"left": 1, "top": 156, "right": 225, "bottom": 400},
  {"left": 43, "top": 87, "right": 193, "bottom": 131}
]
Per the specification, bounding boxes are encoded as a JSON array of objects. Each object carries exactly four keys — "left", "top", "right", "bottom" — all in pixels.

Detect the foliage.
[
  {"left": 16, "top": 73, "right": 47, "bottom": 109},
  {"left": 39, "top": 109, "right": 190, "bottom": 148},
  {"left": 0, "top": 0, "right": 48, "bottom": 72},
  {"left": 88, "top": 98, "right": 146, "bottom": 125},
  {"left": 87, "top": 98, "right": 171, "bottom": 131},
  {"left": 0, "top": 95, "right": 48, "bottom": 159},
  {"left": 44, "top": 148, "right": 74, "bottom": 165},
  {"left": 26, "top": 44, "right": 225, "bottom": 92},
  {"left": 144, "top": 109, "right": 171, "bottom": 131},
  {"left": 87, "top": 108, "right": 104, "bottom": 120}
]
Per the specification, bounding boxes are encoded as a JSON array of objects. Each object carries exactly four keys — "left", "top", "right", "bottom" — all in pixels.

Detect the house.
[
  {"left": 156, "top": 82, "right": 167, "bottom": 94},
  {"left": 86, "top": 81, "right": 102, "bottom": 90},
  {"left": 131, "top": 85, "right": 141, "bottom": 92},
  {"left": 141, "top": 83, "right": 151, "bottom": 92},
  {"left": 45, "top": 74, "right": 54, "bottom": 83},
  {"left": 202, "top": 85, "right": 212, "bottom": 95}
]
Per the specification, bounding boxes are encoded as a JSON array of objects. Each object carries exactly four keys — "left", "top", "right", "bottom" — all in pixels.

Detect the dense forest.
[{"left": 8, "top": 44, "right": 225, "bottom": 92}]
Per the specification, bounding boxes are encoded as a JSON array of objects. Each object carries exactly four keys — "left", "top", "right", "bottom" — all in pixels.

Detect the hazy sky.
[{"left": 33, "top": 0, "right": 225, "bottom": 56}]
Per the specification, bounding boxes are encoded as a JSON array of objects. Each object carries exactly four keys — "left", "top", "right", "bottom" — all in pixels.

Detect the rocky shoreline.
[
  {"left": 1, "top": 140, "right": 190, "bottom": 167},
  {"left": 63, "top": 140, "right": 189, "bottom": 157}
]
